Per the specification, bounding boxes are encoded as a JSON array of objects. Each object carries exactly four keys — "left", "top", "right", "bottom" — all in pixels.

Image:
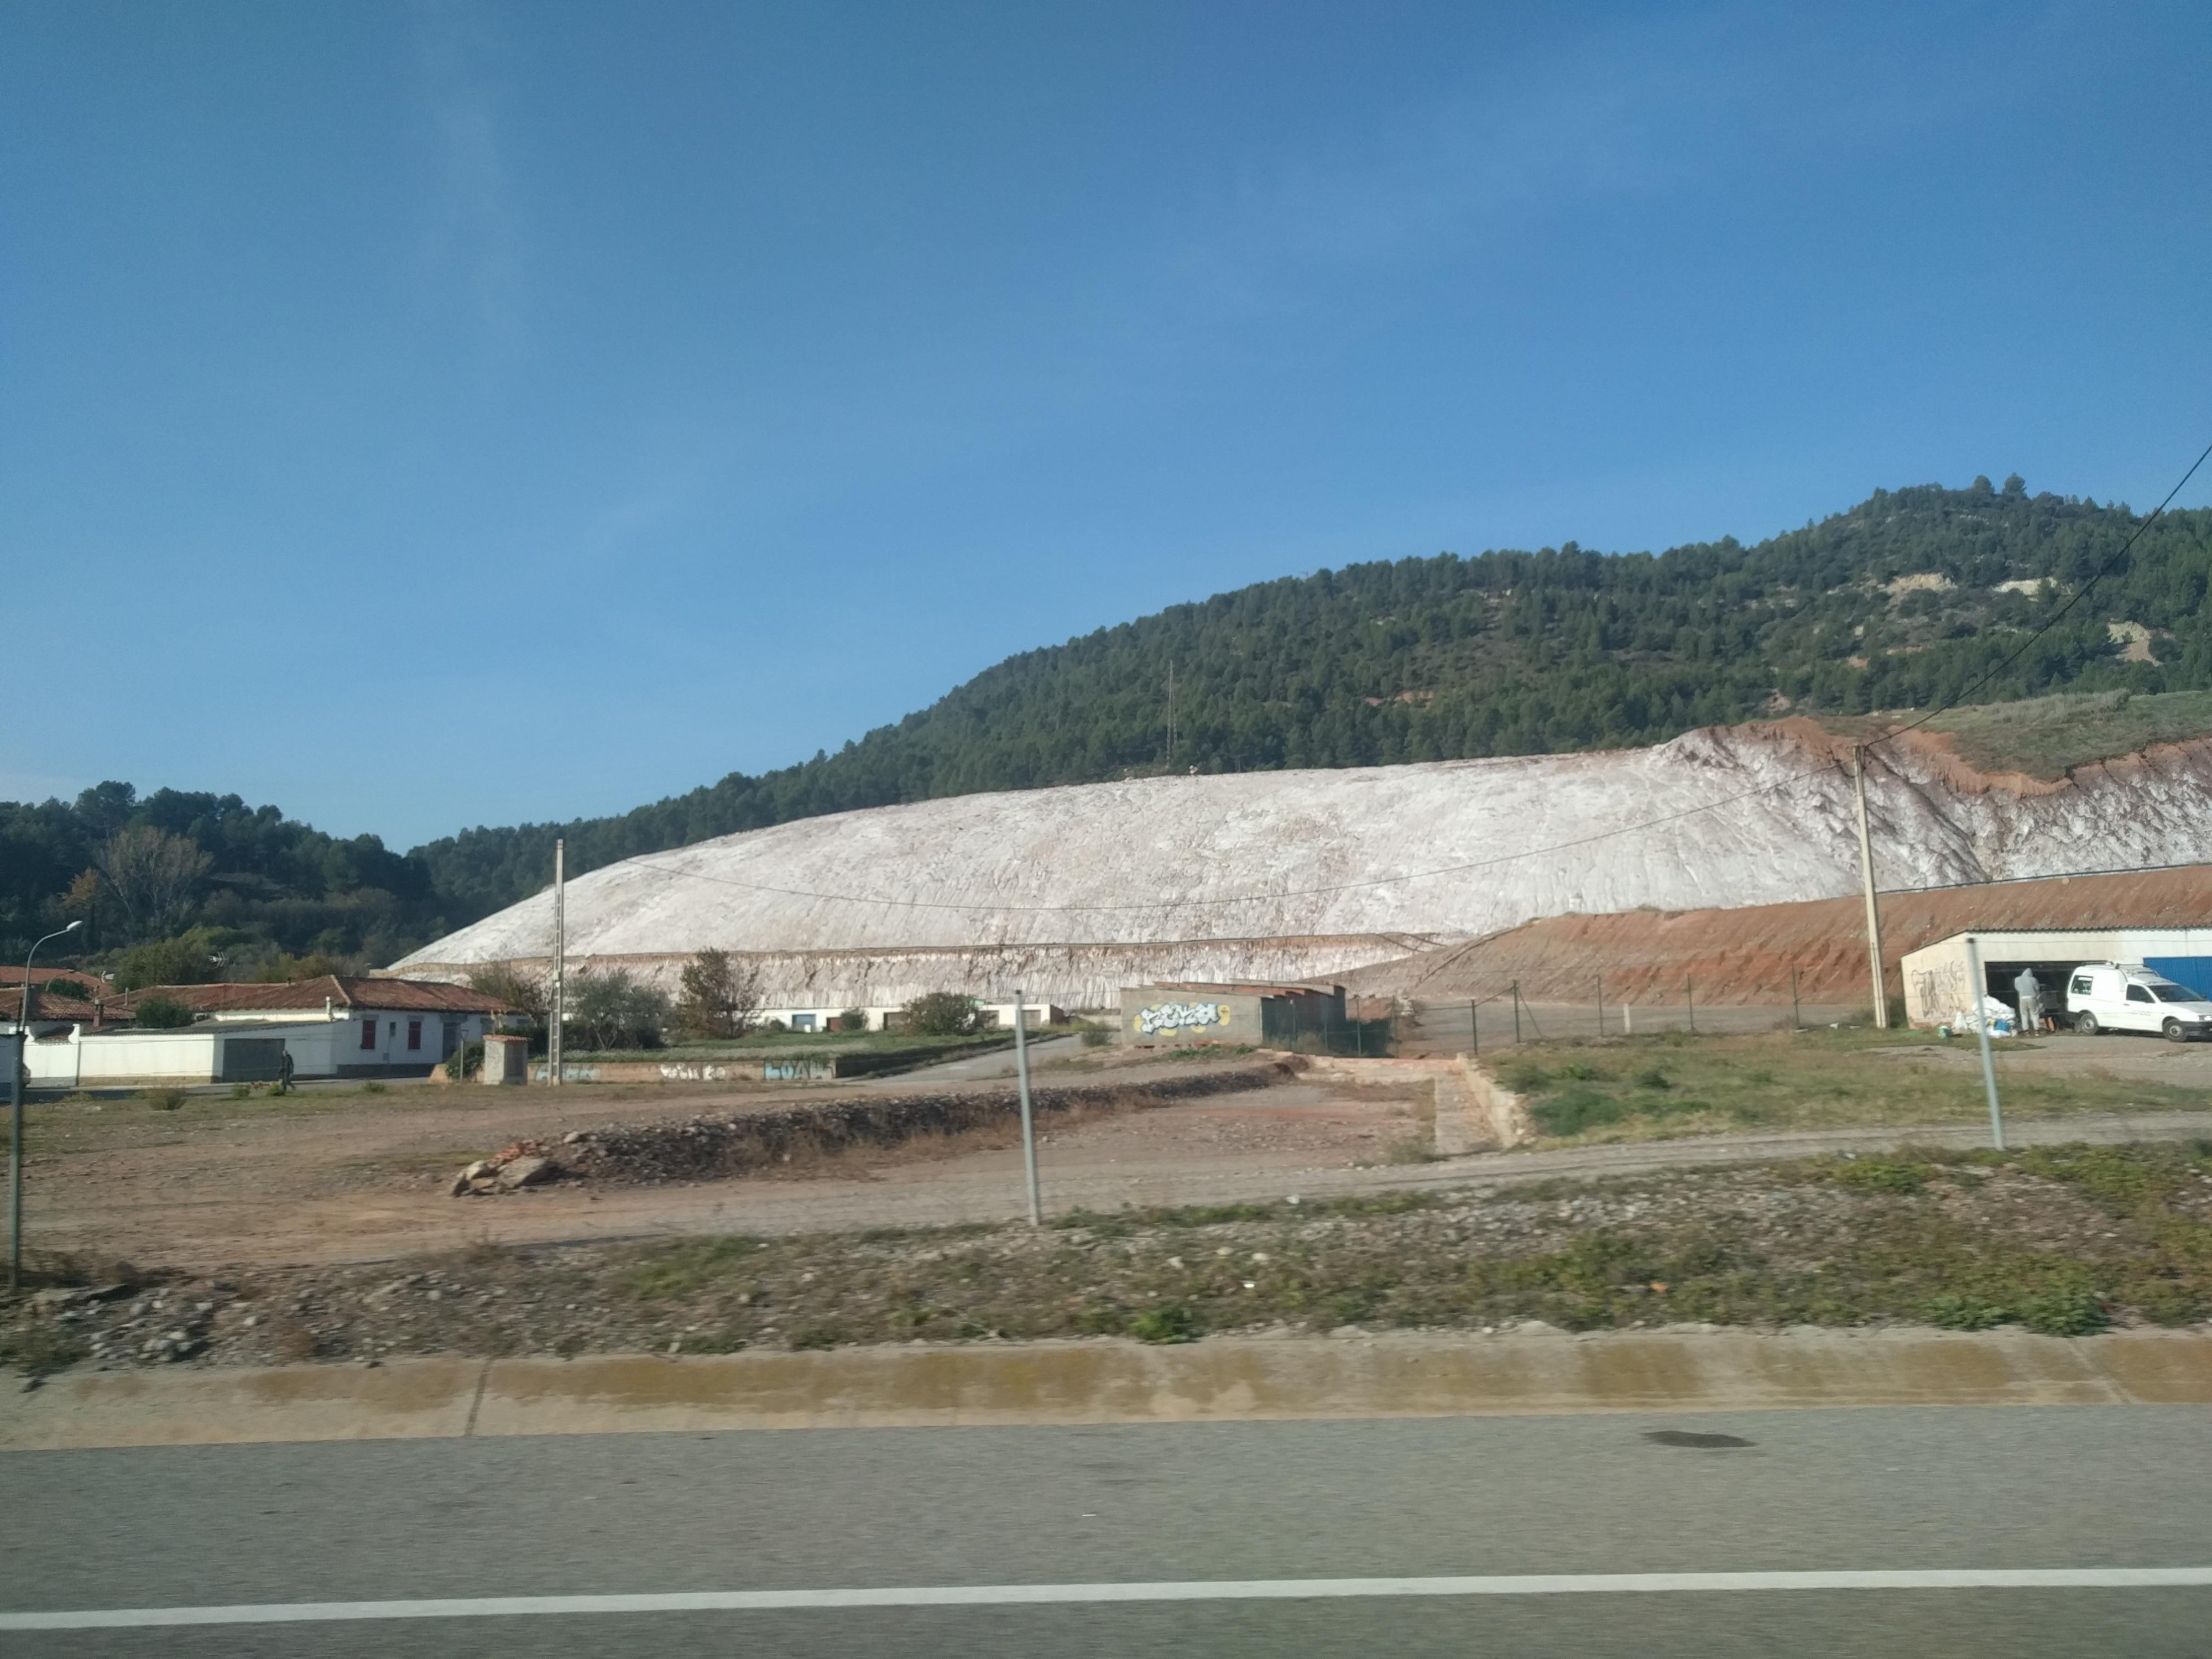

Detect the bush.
[
  {"left": 901, "top": 992, "right": 979, "bottom": 1037},
  {"left": 445, "top": 1040, "right": 484, "bottom": 1081},
  {"left": 1530, "top": 1085, "right": 1628, "bottom": 1137},
  {"left": 1130, "top": 1304, "right": 1198, "bottom": 1344},
  {"left": 133, "top": 995, "right": 195, "bottom": 1030},
  {"left": 141, "top": 1088, "right": 187, "bottom": 1111},
  {"left": 676, "top": 949, "right": 761, "bottom": 1040},
  {"left": 837, "top": 1008, "right": 870, "bottom": 1033},
  {"left": 570, "top": 968, "right": 673, "bottom": 1051},
  {"left": 1081, "top": 1025, "right": 1112, "bottom": 1049}
]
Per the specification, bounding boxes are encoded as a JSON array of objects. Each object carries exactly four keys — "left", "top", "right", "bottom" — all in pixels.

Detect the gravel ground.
[{"left": 10, "top": 1141, "right": 2212, "bottom": 1379}]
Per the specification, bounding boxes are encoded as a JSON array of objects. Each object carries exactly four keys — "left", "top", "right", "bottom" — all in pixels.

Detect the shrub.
[
  {"left": 141, "top": 1088, "right": 187, "bottom": 1111},
  {"left": 901, "top": 992, "right": 979, "bottom": 1037},
  {"left": 1130, "top": 1304, "right": 1198, "bottom": 1344},
  {"left": 1632, "top": 1067, "right": 1672, "bottom": 1091},
  {"left": 571, "top": 968, "right": 673, "bottom": 1051},
  {"left": 676, "top": 949, "right": 761, "bottom": 1040},
  {"left": 837, "top": 1008, "right": 869, "bottom": 1033},
  {"left": 133, "top": 995, "right": 194, "bottom": 1030},
  {"left": 1081, "top": 1025, "right": 1112, "bottom": 1049},
  {"left": 445, "top": 1040, "right": 484, "bottom": 1081},
  {"left": 1530, "top": 1085, "right": 1627, "bottom": 1137}
]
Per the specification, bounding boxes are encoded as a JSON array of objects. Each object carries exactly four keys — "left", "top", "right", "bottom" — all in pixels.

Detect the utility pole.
[
  {"left": 12, "top": 920, "right": 84, "bottom": 1291},
  {"left": 1964, "top": 936, "right": 2005, "bottom": 1150},
  {"left": 550, "top": 839, "right": 565, "bottom": 1087},
  {"left": 1012, "top": 989, "right": 1041, "bottom": 1225},
  {"left": 1853, "top": 747, "right": 1891, "bottom": 1029},
  {"left": 1166, "top": 659, "right": 1176, "bottom": 770}
]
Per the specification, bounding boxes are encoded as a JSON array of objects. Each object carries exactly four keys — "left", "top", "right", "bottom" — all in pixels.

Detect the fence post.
[
  {"left": 1686, "top": 976, "right": 1696, "bottom": 1036},
  {"left": 1791, "top": 967, "right": 1801, "bottom": 1032},
  {"left": 1512, "top": 982, "right": 1522, "bottom": 1045},
  {"left": 1469, "top": 1000, "right": 1478, "bottom": 1057},
  {"left": 1595, "top": 977, "right": 1604, "bottom": 1041}
]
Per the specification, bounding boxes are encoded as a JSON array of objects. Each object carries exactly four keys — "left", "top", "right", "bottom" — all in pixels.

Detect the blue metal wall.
[{"left": 2145, "top": 957, "right": 2212, "bottom": 999}]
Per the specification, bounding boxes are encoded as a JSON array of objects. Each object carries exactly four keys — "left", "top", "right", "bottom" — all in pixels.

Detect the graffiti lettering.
[{"left": 1135, "top": 1001, "right": 1232, "bottom": 1037}]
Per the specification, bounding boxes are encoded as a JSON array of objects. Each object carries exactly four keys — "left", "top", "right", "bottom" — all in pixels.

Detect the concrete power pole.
[
  {"left": 1853, "top": 748, "right": 1890, "bottom": 1029},
  {"left": 551, "top": 838, "right": 566, "bottom": 1086}
]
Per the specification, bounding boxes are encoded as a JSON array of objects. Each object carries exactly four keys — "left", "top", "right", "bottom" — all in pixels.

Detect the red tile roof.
[{"left": 114, "top": 975, "right": 515, "bottom": 1016}]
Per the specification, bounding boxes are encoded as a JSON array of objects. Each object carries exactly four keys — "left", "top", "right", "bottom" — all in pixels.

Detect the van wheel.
[
  {"left": 2165, "top": 1018, "right": 2188, "bottom": 1044},
  {"left": 2077, "top": 1011, "right": 2100, "bottom": 1035}
]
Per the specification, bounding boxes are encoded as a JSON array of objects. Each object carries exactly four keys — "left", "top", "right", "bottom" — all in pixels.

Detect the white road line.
[{"left": 6, "top": 1569, "right": 2212, "bottom": 1630}]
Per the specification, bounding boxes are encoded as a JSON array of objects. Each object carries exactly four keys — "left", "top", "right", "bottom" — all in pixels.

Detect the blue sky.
[{"left": 5, "top": 1, "right": 2209, "bottom": 846}]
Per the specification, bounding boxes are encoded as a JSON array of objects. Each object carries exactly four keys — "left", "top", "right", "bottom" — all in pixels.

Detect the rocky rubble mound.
[
  {"left": 451, "top": 1141, "right": 565, "bottom": 1197},
  {"left": 536, "top": 1061, "right": 1297, "bottom": 1189}
]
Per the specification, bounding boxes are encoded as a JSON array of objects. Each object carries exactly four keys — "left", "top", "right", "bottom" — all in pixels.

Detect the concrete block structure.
[{"left": 1120, "top": 981, "right": 1346, "bottom": 1047}]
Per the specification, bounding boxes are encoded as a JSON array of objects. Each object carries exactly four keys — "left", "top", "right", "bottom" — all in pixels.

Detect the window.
[
  {"left": 791, "top": 1013, "right": 817, "bottom": 1032},
  {"left": 407, "top": 1019, "right": 423, "bottom": 1051},
  {"left": 359, "top": 1018, "right": 377, "bottom": 1050},
  {"left": 2126, "top": 985, "right": 2153, "bottom": 1004},
  {"left": 2070, "top": 975, "right": 2094, "bottom": 996},
  {"left": 2152, "top": 983, "right": 2207, "bottom": 1004}
]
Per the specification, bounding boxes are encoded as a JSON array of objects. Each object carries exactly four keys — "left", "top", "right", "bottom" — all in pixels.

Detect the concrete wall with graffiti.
[{"left": 1119, "top": 987, "right": 1266, "bottom": 1046}]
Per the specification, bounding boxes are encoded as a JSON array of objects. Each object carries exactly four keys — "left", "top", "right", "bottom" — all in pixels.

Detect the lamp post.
[{"left": 12, "top": 919, "right": 85, "bottom": 1292}]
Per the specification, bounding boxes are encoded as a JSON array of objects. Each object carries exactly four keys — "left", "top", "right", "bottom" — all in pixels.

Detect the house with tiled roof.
[{"left": 13, "top": 975, "right": 519, "bottom": 1089}]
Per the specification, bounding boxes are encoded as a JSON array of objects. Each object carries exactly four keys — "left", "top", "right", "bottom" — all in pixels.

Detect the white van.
[{"left": 2065, "top": 963, "right": 2212, "bottom": 1042}]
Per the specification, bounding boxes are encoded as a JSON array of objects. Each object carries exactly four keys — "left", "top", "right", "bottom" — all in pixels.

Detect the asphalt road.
[{"left": 4, "top": 1407, "right": 2209, "bottom": 1655}]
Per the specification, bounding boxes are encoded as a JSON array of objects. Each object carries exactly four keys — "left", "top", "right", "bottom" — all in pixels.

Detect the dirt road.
[{"left": 18, "top": 1065, "right": 1433, "bottom": 1272}]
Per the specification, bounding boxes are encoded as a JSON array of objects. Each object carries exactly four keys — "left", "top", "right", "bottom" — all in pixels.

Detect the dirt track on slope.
[{"left": 1350, "top": 862, "right": 2212, "bottom": 1006}]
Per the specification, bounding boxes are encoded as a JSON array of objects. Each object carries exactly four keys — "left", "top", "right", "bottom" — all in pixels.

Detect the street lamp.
[{"left": 11, "top": 919, "right": 85, "bottom": 1292}]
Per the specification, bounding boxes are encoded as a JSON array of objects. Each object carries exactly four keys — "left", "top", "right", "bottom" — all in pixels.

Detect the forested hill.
[{"left": 414, "top": 476, "right": 2212, "bottom": 916}]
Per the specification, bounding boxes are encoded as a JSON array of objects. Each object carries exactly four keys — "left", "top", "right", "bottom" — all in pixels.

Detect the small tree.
[
  {"left": 901, "top": 991, "right": 979, "bottom": 1037},
  {"left": 468, "top": 961, "right": 547, "bottom": 1022},
  {"left": 569, "top": 968, "right": 671, "bottom": 1051},
  {"left": 676, "top": 948, "right": 761, "bottom": 1040},
  {"left": 837, "top": 1007, "right": 869, "bottom": 1033},
  {"left": 95, "top": 826, "right": 214, "bottom": 940},
  {"left": 134, "top": 994, "right": 195, "bottom": 1030}
]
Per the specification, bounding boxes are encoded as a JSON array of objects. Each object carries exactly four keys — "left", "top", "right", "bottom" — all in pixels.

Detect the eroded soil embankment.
[{"left": 552, "top": 1060, "right": 1302, "bottom": 1185}]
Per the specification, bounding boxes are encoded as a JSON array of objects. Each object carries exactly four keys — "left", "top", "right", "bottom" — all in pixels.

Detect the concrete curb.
[{"left": 7, "top": 1328, "right": 2210, "bottom": 1452}]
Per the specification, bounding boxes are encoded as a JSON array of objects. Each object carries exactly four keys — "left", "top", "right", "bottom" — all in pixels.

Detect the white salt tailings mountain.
[{"left": 391, "top": 720, "right": 2212, "bottom": 1009}]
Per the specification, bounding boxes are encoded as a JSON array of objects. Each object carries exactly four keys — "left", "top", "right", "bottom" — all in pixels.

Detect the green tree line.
[
  {"left": 413, "top": 478, "right": 2212, "bottom": 914},
  {"left": 8, "top": 476, "right": 2208, "bottom": 970}
]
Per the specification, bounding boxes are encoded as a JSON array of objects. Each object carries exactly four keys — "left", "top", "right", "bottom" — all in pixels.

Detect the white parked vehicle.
[{"left": 2065, "top": 963, "right": 2212, "bottom": 1042}]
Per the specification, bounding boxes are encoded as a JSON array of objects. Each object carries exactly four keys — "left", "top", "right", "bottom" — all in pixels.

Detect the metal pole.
[
  {"left": 1965, "top": 936, "right": 2005, "bottom": 1150},
  {"left": 7, "top": 1026, "right": 20, "bottom": 1292},
  {"left": 12, "top": 920, "right": 82, "bottom": 1291},
  {"left": 550, "top": 838, "right": 565, "bottom": 1087},
  {"left": 1791, "top": 967, "right": 1801, "bottom": 1031},
  {"left": 1854, "top": 747, "right": 1891, "bottom": 1029},
  {"left": 1595, "top": 977, "right": 1604, "bottom": 1042},
  {"left": 1686, "top": 976, "right": 1695, "bottom": 1036},
  {"left": 1511, "top": 982, "right": 1521, "bottom": 1045},
  {"left": 1012, "top": 989, "right": 1041, "bottom": 1225},
  {"left": 1469, "top": 1000, "right": 1477, "bottom": 1057}
]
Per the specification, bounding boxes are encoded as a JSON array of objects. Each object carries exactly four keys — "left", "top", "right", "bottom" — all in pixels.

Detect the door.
[
  {"left": 220, "top": 1037, "right": 289, "bottom": 1083},
  {"left": 2123, "top": 983, "right": 2159, "bottom": 1032}
]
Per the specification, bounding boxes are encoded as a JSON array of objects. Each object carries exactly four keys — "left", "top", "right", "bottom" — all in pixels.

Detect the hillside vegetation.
[
  {"left": 8, "top": 476, "right": 2211, "bottom": 967},
  {"left": 417, "top": 477, "right": 2212, "bottom": 913}
]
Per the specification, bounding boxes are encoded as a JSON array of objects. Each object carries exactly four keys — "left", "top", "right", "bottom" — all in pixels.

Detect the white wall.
[
  {"left": 18, "top": 1019, "right": 382, "bottom": 1086},
  {"left": 1903, "top": 928, "right": 2212, "bottom": 1026}
]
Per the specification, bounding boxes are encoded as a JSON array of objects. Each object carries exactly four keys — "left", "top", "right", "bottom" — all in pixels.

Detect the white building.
[
  {"left": 8, "top": 974, "right": 518, "bottom": 1087},
  {"left": 757, "top": 1000, "right": 1065, "bottom": 1035},
  {"left": 1901, "top": 928, "right": 2212, "bottom": 1029}
]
